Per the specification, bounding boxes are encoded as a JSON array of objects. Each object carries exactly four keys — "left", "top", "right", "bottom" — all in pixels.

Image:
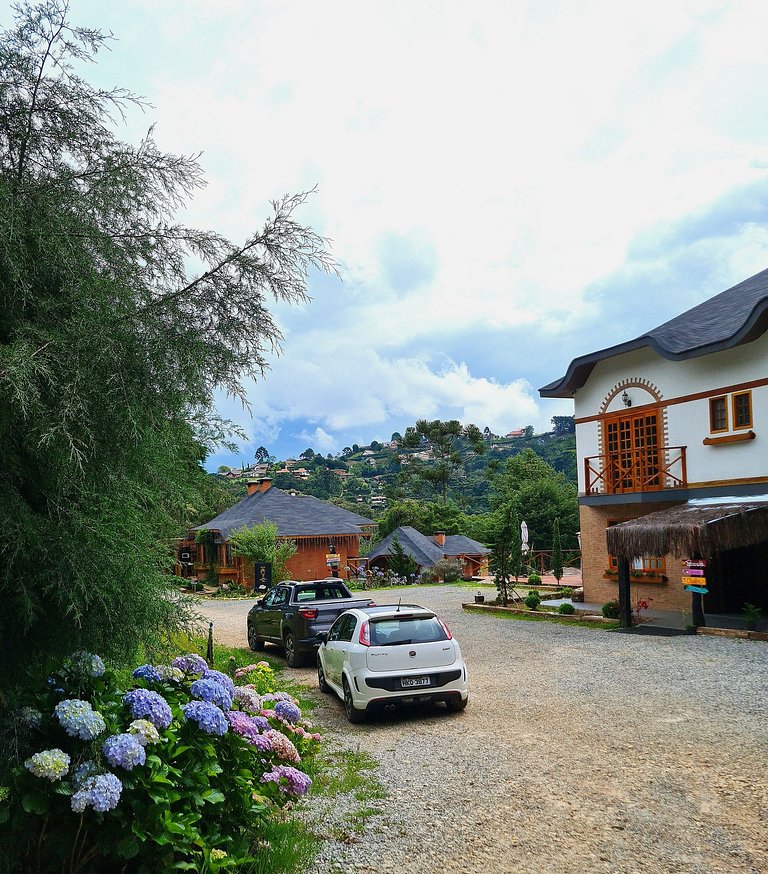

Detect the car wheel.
[
  {"left": 342, "top": 677, "right": 365, "bottom": 723},
  {"left": 247, "top": 621, "right": 264, "bottom": 652},
  {"left": 283, "top": 632, "right": 304, "bottom": 668},
  {"left": 317, "top": 659, "right": 330, "bottom": 693},
  {"left": 445, "top": 694, "right": 468, "bottom": 712}
]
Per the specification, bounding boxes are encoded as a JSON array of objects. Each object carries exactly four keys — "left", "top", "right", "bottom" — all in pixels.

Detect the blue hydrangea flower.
[
  {"left": 73, "top": 760, "right": 99, "bottom": 788},
  {"left": 66, "top": 651, "right": 106, "bottom": 678},
  {"left": 190, "top": 678, "right": 233, "bottom": 711},
  {"left": 123, "top": 689, "right": 172, "bottom": 730},
  {"left": 103, "top": 733, "right": 146, "bottom": 770},
  {"left": 202, "top": 669, "right": 235, "bottom": 695},
  {"left": 18, "top": 706, "right": 43, "bottom": 728},
  {"left": 132, "top": 664, "right": 162, "bottom": 684},
  {"left": 171, "top": 653, "right": 208, "bottom": 676},
  {"left": 274, "top": 700, "right": 301, "bottom": 724},
  {"left": 54, "top": 699, "right": 107, "bottom": 740},
  {"left": 71, "top": 773, "right": 122, "bottom": 813},
  {"left": 183, "top": 700, "right": 228, "bottom": 736},
  {"left": 128, "top": 719, "right": 160, "bottom": 746},
  {"left": 25, "top": 749, "right": 70, "bottom": 781}
]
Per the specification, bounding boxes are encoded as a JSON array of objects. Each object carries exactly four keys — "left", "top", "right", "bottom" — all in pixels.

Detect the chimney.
[
  {"left": 247, "top": 477, "right": 272, "bottom": 496},
  {"left": 434, "top": 531, "right": 446, "bottom": 547}
]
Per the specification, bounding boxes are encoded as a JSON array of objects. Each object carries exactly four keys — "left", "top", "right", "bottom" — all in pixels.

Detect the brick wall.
[
  {"left": 236, "top": 535, "right": 363, "bottom": 586},
  {"left": 580, "top": 501, "right": 690, "bottom": 612}
]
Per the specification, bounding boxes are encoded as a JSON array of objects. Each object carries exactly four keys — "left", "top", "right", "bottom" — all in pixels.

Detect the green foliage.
[
  {"left": 602, "top": 600, "right": 621, "bottom": 619},
  {"left": 524, "top": 591, "right": 541, "bottom": 610},
  {"left": 421, "top": 558, "right": 463, "bottom": 584},
  {"left": 0, "top": 650, "right": 319, "bottom": 872},
  {"left": 228, "top": 522, "right": 297, "bottom": 583},
  {"left": 377, "top": 498, "right": 470, "bottom": 539},
  {"left": 527, "top": 573, "right": 542, "bottom": 584},
  {"left": 388, "top": 535, "right": 418, "bottom": 579},
  {"left": 742, "top": 602, "right": 762, "bottom": 629},
  {"left": 489, "top": 449, "right": 579, "bottom": 551},
  {"left": 558, "top": 603, "right": 576, "bottom": 615},
  {"left": 0, "top": 2, "right": 334, "bottom": 680},
  {"left": 551, "top": 518, "right": 563, "bottom": 583},
  {"left": 488, "top": 505, "right": 522, "bottom": 607}
]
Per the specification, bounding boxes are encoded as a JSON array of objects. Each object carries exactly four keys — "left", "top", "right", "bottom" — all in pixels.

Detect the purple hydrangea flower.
[
  {"left": 202, "top": 669, "right": 235, "bottom": 695},
  {"left": 54, "top": 699, "right": 106, "bottom": 740},
  {"left": 123, "top": 689, "right": 172, "bottom": 730},
  {"left": 103, "top": 733, "right": 146, "bottom": 770},
  {"left": 155, "top": 664, "right": 184, "bottom": 683},
  {"left": 71, "top": 773, "right": 122, "bottom": 813},
  {"left": 262, "top": 691, "right": 293, "bottom": 703},
  {"left": 171, "top": 653, "right": 208, "bottom": 676},
  {"left": 132, "top": 664, "right": 162, "bottom": 684},
  {"left": 265, "top": 729, "right": 300, "bottom": 763},
  {"left": 226, "top": 710, "right": 270, "bottom": 744},
  {"left": 25, "top": 749, "right": 70, "bottom": 781},
  {"left": 183, "top": 700, "right": 228, "bottom": 735},
  {"left": 190, "top": 678, "right": 233, "bottom": 711},
  {"left": 261, "top": 764, "right": 312, "bottom": 796},
  {"left": 274, "top": 700, "right": 301, "bottom": 724}
]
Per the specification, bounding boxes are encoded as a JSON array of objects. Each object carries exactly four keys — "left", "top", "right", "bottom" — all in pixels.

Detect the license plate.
[{"left": 401, "top": 676, "right": 430, "bottom": 688}]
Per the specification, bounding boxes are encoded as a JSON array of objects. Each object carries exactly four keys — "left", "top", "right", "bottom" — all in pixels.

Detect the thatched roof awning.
[{"left": 607, "top": 500, "right": 768, "bottom": 559}]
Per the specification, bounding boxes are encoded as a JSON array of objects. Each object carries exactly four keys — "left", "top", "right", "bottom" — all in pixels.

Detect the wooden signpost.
[{"left": 683, "top": 558, "right": 707, "bottom": 626}]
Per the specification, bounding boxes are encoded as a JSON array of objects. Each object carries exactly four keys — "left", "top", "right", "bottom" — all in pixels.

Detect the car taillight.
[
  {"left": 438, "top": 617, "right": 453, "bottom": 640},
  {"left": 299, "top": 608, "right": 318, "bottom": 620},
  {"left": 359, "top": 620, "right": 370, "bottom": 646}
]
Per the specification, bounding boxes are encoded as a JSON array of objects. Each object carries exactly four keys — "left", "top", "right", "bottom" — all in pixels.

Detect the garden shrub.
[
  {"left": 0, "top": 651, "right": 321, "bottom": 872},
  {"left": 602, "top": 600, "right": 621, "bottom": 619},
  {"left": 527, "top": 572, "right": 542, "bottom": 584},
  {"left": 558, "top": 603, "right": 576, "bottom": 615},
  {"left": 524, "top": 591, "right": 541, "bottom": 610}
]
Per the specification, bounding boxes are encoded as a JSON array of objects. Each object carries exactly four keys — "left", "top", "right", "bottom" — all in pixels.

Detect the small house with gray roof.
[
  {"left": 368, "top": 526, "right": 490, "bottom": 579},
  {"left": 540, "top": 267, "right": 768, "bottom": 623},
  {"left": 188, "top": 478, "right": 376, "bottom": 586}
]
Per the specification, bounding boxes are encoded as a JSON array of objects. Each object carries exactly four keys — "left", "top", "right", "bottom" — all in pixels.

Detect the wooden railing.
[{"left": 584, "top": 446, "right": 687, "bottom": 495}]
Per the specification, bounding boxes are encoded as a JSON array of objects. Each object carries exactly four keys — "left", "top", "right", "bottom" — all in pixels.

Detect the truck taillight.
[
  {"left": 299, "top": 608, "right": 318, "bottom": 620},
  {"left": 359, "top": 620, "right": 371, "bottom": 646},
  {"left": 437, "top": 617, "right": 453, "bottom": 640}
]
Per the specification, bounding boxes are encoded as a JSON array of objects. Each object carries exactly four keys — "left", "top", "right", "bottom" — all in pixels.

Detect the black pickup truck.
[{"left": 246, "top": 580, "right": 375, "bottom": 667}]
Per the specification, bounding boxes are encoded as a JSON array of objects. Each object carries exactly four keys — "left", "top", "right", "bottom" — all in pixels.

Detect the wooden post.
[{"left": 618, "top": 556, "right": 633, "bottom": 628}]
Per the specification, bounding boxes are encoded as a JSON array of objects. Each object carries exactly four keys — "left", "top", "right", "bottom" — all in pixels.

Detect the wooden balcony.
[{"left": 584, "top": 446, "right": 687, "bottom": 496}]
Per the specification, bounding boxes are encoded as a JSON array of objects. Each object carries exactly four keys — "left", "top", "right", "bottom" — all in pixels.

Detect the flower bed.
[{"left": 0, "top": 650, "right": 321, "bottom": 871}]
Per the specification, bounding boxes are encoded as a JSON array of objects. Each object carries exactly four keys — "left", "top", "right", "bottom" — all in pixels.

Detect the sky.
[{"left": 14, "top": 0, "right": 768, "bottom": 466}]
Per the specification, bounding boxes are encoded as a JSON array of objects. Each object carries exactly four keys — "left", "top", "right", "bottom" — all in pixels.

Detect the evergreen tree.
[
  {"left": 489, "top": 505, "right": 522, "bottom": 607},
  {"left": 388, "top": 534, "right": 418, "bottom": 580},
  {"left": 0, "top": 2, "right": 334, "bottom": 674}
]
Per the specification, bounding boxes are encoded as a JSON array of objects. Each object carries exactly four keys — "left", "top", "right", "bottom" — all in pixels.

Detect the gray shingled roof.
[
  {"left": 192, "top": 487, "right": 375, "bottom": 539},
  {"left": 368, "top": 526, "right": 490, "bottom": 568},
  {"left": 540, "top": 267, "right": 768, "bottom": 398}
]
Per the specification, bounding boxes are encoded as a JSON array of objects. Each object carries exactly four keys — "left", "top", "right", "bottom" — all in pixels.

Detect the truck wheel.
[
  {"left": 317, "top": 659, "right": 330, "bottom": 693},
  {"left": 247, "top": 621, "right": 264, "bottom": 652},
  {"left": 343, "top": 677, "right": 365, "bottom": 723},
  {"left": 283, "top": 632, "right": 304, "bottom": 668}
]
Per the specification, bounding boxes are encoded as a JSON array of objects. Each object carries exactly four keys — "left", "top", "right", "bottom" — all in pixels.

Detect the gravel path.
[{"left": 196, "top": 587, "right": 768, "bottom": 873}]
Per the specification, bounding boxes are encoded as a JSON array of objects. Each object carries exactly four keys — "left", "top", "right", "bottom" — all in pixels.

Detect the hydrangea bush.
[{"left": 0, "top": 652, "right": 319, "bottom": 872}]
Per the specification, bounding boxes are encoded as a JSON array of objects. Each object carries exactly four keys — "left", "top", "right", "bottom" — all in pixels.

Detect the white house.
[{"left": 540, "top": 268, "right": 768, "bottom": 619}]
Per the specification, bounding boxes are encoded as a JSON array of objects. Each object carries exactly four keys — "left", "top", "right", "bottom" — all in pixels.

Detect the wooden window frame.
[
  {"left": 709, "top": 396, "right": 728, "bottom": 433},
  {"left": 606, "top": 521, "right": 666, "bottom": 575},
  {"left": 732, "top": 390, "right": 752, "bottom": 430}
]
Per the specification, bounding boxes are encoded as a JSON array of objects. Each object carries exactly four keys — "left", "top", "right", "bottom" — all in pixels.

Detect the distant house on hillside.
[
  {"left": 368, "top": 526, "right": 490, "bottom": 579},
  {"left": 506, "top": 429, "right": 526, "bottom": 438},
  {"left": 187, "top": 478, "right": 376, "bottom": 585},
  {"left": 540, "top": 267, "right": 768, "bottom": 623}
]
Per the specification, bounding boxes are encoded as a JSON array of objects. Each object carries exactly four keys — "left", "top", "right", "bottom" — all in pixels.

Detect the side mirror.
[
  {"left": 316, "top": 632, "right": 328, "bottom": 644},
  {"left": 257, "top": 598, "right": 266, "bottom": 607}
]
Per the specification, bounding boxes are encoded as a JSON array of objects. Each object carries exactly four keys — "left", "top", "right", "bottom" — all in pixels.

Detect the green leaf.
[
  {"left": 116, "top": 837, "right": 141, "bottom": 859},
  {"left": 201, "top": 789, "right": 225, "bottom": 804},
  {"left": 21, "top": 792, "right": 49, "bottom": 815}
]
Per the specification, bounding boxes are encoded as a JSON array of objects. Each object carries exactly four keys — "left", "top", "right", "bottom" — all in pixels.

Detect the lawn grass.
[{"left": 463, "top": 605, "right": 620, "bottom": 630}]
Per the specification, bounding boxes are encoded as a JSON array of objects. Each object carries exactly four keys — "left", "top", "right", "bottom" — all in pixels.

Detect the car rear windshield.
[
  {"left": 369, "top": 616, "right": 447, "bottom": 646},
  {"left": 294, "top": 585, "right": 349, "bottom": 602}
]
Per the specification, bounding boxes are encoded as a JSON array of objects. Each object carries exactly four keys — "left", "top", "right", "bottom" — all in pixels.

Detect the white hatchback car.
[{"left": 316, "top": 604, "right": 469, "bottom": 722}]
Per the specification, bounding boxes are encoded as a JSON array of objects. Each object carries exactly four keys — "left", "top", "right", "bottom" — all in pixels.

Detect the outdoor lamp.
[{"left": 621, "top": 391, "right": 632, "bottom": 407}]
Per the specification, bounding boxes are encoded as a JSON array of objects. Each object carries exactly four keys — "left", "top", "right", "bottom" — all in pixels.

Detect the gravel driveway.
[{"left": 196, "top": 586, "right": 768, "bottom": 873}]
